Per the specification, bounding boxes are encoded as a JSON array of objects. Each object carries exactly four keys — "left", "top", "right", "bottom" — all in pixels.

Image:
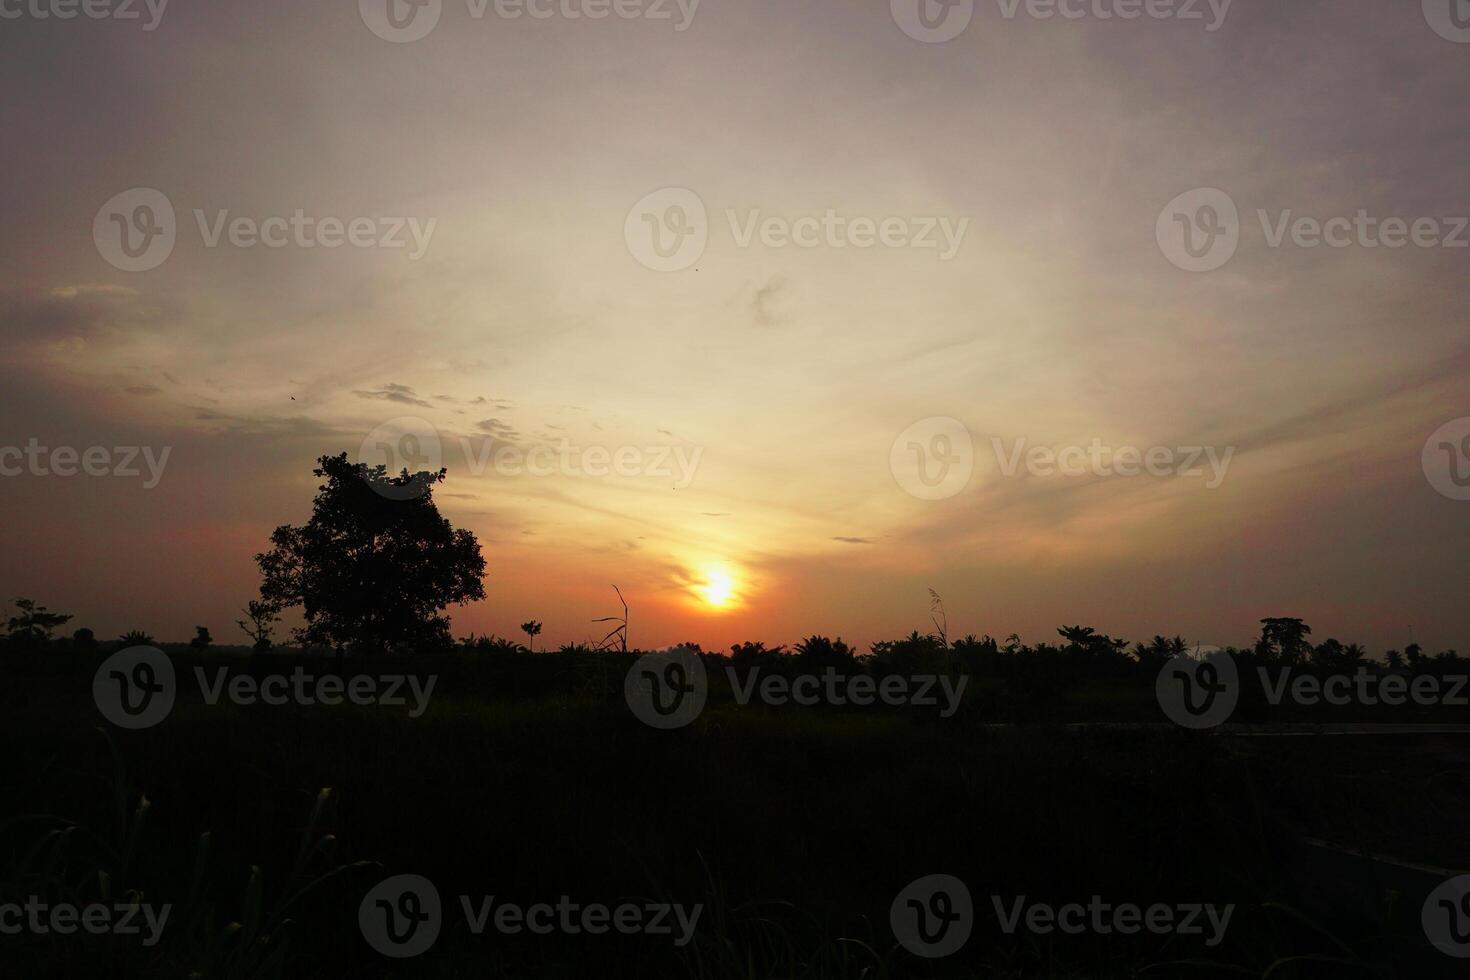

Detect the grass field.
[{"left": 4, "top": 647, "right": 1469, "bottom": 978}]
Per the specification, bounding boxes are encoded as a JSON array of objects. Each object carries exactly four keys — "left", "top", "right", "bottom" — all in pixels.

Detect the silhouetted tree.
[
  {"left": 520, "top": 620, "right": 542, "bottom": 652},
  {"left": 71, "top": 627, "right": 97, "bottom": 651},
  {"left": 254, "top": 453, "right": 486, "bottom": 653},
  {"left": 1133, "top": 635, "right": 1188, "bottom": 670},
  {"left": 190, "top": 626, "right": 213, "bottom": 650},
  {"left": 730, "top": 640, "right": 786, "bottom": 666},
  {"left": 236, "top": 599, "right": 280, "bottom": 652},
  {"left": 1256, "top": 617, "right": 1312, "bottom": 663},
  {"left": 118, "top": 630, "right": 154, "bottom": 647},
  {"left": 795, "top": 635, "right": 856, "bottom": 670},
  {"left": 1405, "top": 642, "right": 1424, "bottom": 671},
  {"left": 6, "top": 598, "right": 72, "bottom": 647}
]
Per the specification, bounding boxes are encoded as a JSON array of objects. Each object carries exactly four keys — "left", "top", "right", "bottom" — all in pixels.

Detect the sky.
[{"left": 2, "top": 0, "right": 1468, "bottom": 654}]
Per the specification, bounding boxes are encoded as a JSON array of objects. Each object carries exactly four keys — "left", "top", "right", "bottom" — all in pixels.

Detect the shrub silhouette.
[
  {"left": 254, "top": 453, "right": 486, "bottom": 653},
  {"left": 794, "top": 634, "right": 856, "bottom": 670},
  {"left": 5, "top": 597, "right": 72, "bottom": 648}
]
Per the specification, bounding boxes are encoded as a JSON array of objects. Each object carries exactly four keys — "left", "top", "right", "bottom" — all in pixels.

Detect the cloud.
[
  {"left": 750, "top": 276, "right": 787, "bottom": 328},
  {"left": 476, "top": 418, "right": 519, "bottom": 440},
  {"left": 0, "top": 284, "right": 148, "bottom": 347},
  {"left": 352, "top": 383, "right": 432, "bottom": 408},
  {"left": 832, "top": 536, "right": 873, "bottom": 545}
]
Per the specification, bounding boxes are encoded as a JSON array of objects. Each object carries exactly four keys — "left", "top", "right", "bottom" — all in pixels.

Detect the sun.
[{"left": 696, "top": 567, "right": 736, "bottom": 610}]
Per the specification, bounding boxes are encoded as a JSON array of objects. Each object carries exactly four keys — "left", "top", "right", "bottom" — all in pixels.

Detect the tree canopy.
[{"left": 255, "top": 453, "right": 486, "bottom": 652}]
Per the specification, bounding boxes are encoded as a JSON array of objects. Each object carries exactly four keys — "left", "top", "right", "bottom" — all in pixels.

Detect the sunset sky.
[{"left": 2, "top": 0, "right": 1467, "bottom": 653}]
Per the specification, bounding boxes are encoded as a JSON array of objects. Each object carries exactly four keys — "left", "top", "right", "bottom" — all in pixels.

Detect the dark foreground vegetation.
[{"left": 3, "top": 635, "right": 1469, "bottom": 979}]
